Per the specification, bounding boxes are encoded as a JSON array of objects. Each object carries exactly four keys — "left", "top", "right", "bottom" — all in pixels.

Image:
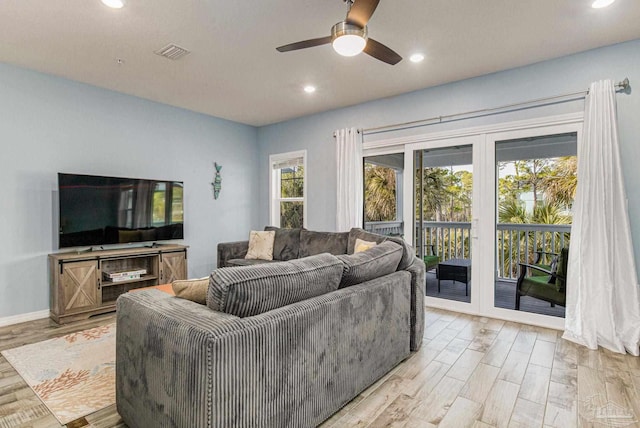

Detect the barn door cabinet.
[{"left": 49, "top": 244, "right": 188, "bottom": 324}]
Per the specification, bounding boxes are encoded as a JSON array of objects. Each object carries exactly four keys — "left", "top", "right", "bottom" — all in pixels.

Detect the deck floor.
[{"left": 426, "top": 271, "right": 566, "bottom": 318}]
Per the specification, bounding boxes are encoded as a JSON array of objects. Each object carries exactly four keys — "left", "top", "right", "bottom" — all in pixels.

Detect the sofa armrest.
[
  {"left": 217, "top": 240, "right": 249, "bottom": 267},
  {"left": 405, "top": 257, "right": 426, "bottom": 351},
  {"left": 116, "top": 290, "right": 242, "bottom": 428}
]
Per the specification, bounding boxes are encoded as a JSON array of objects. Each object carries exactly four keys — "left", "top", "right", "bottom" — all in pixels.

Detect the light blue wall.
[
  {"left": 257, "top": 39, "right": 640, "bottom": 266},
  {"left": 0, "top": 63, "right": 259, "bottom": 318}
]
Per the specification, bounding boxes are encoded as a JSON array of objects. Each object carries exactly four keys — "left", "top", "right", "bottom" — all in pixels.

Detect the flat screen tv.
[{"left": 58, "top": 173, "right": 184, "bottom": 248}]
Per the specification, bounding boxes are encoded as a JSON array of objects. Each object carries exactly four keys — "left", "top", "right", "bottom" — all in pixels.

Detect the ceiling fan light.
[
  {"left": 592, "top": 0, "right": 615, "bottom": 8},
  {"left": 101, "top": 0, "right": 125, "bottom": 8},
  {"left": 333, "top": 35, "right": 367, "bottom": 57},
  {"left": 331, "top": 21, "right": 367, "bottom": 57}
]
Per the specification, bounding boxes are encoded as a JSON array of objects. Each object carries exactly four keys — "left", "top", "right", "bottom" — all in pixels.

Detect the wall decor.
[{"left": 212, "top": 162, "right": 222, "bottom": 199}]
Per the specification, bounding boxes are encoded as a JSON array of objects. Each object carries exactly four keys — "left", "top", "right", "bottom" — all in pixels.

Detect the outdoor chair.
[
  {"left": 423, "top": 244, "right": 439, "bottom": 272},
  {"left": 515, "top": 247, "right": 568, "bottom": 310}
]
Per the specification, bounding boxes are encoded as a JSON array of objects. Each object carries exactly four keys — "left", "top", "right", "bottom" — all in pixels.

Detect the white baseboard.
[{"left": 0, "top": 310, "right": 49, "bottom": 327}]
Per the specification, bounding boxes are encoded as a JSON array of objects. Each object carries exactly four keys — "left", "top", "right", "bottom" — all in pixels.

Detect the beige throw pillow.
[
  {"left": 354, "top": 238, "right": 377, "bottom": 253},
  {"left": 172, "top": 277, "right": 209, "bottom": 305},
  {"left": 245, "top": 230, "right": 276, "bottom": 260}
]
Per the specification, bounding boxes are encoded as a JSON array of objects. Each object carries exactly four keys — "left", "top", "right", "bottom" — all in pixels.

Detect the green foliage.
[
  {"left": 280, "top": 202, "right": 303, "bottom": 228},
  {"left": 281, "top": 166, "right": 304, "bottom": 198},
  {"left": 416, "top": 167, "right": 472, "bottom": 222},
  {"left": 498, "top": 156, "right": 576, "bottom": 215},
  {"left": 364, "top": 164, "right": 397, "bottom": 222},
  {"left": 280, "top": 166, "right": 304, "bottom": 228}
]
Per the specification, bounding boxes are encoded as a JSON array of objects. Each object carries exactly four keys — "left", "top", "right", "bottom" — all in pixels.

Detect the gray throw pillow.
[
  {"left": 337, "top": 241, "right": 403, "bottom": 288},
  {"left": 264, "top": 226, "right": 303, "bottom": 261},
  {"left": 299, "top": 230, "right": 349, "bottom": 258},
  {"left": 208, "top": 253, "right": 343, "bottom": 317},
  {"left": 347, "top": 228, "right": 387, "bottom": 254},
  {"left": 347, "top": 228, "right": 416, "bottom": 270}
]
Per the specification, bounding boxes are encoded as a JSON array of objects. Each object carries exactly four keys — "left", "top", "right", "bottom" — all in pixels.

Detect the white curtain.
[
  {"left": 563, "top": 80, "right": 640, "bottom": 356},
  {"left": 335, "top": 127, "right": 363, "bottom": 232}
]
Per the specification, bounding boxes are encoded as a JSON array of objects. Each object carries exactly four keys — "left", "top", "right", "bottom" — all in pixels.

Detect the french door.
[{"left": 400, "top": 117, "right": 582, "bottom": 329}]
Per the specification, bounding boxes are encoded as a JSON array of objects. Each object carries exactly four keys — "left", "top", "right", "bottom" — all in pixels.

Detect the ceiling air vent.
[{"left": 154, "top": 44, "right": 190, "bottom": 60}]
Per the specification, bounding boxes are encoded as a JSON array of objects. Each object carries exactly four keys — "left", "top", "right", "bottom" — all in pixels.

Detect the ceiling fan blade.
[
  {"left": 276, "top": 36, "right": 332, "bottom": 53},
  {"left": 364, "top": 38, "right": 402, "bottom": 65},
  {"left": 346, "top": 0, "right": 380, "bottom": 28}
]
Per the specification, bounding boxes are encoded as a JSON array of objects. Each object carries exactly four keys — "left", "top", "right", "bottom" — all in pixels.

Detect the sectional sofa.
[{"left": 116, "top": 227, "right": 425, "bottom": 427}]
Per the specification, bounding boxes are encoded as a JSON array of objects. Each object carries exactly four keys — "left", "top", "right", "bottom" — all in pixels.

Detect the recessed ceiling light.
[
  {"left": 303, "top": 85, "right": 316, "bottom": 94},
  {"left": 101, "top": 0, "right": 125, "bottom": 9},
  {"left": 592, "top": 0, "right": 615, "bottom": 8},
  {"left": 409, "top": 53, "right": 425, "bottom": 63}
]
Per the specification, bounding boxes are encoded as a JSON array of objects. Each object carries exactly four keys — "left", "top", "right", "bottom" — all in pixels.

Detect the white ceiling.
[{"left": 1, "top": 0, "right": 639, "bottom": 126}]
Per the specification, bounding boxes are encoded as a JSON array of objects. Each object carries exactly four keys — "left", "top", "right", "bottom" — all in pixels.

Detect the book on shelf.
[
  {"left": 102, "top": 268, "right": 147, "bottom": 279},
  {"left": 107, "top": 274, "right": 142, "bottom": 282}
]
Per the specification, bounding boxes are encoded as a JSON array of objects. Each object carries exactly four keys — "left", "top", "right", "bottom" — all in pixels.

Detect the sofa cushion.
[
  {"left": 337, "top": 241, "right": 403, "bottom": 288},
  {"left": 299, "top": 230, "right": 349, "bottom": 258},
  {"left": 171, "top": 277, "right": 208, "bottom": 305},
  {"left": 264, "top": 226, "right": 303, "bottom": 261},
  {"left": 245, "top": 230, "right": 275, "bottom": 260},
  {"left": 348, "top": 228, "right": 416, "bottom": 270},
  {"left": 208, "top": 253, "right": 343, "bottom": 317}
]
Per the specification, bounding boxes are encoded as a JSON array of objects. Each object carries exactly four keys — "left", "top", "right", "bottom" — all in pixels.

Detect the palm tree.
[
  {"left": 364, "top": 165, "right": 397, "bottom": 222},
  {"left": 498, "top": 198, "right": 528, "bottom": 224},
  {"left": 540, "top": 156, "right": 577, "bottom": 207}
]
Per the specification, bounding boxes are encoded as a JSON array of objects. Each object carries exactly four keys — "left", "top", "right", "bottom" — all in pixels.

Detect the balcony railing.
[
  {"left": 363, "top": 221, "right": 404, "bottom": 236},
  {"left": 365, "top": 220, "right": 571, "bottom": 281}
]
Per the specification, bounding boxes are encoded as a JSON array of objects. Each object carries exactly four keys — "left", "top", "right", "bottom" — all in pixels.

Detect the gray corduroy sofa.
[
  {"left": 116, "top": 227, "right": 425, "bottom": 428},
  {"left": 218, "top": 227, "right": 425, "bottom": 352}
]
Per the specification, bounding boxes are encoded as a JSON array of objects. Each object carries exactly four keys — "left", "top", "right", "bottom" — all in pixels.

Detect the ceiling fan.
[{"left": 276, "top": 0, "right": 402, "bottom": 65}]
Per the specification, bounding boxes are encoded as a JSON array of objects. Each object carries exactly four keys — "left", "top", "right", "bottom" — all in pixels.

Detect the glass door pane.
[
  {"left": 363, "top": 153, "right": 404, "bottom": 237},
  {"left": 415, "top": 145, "right": 473, "bottom": 303},
  {"left": 494, "top": 133, "right": 576, "bottom": 318}
]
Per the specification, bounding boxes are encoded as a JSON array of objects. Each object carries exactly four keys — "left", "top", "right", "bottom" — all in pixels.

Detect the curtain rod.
[{"left": 361, "top": 78, "right": 630, "bottom": 136}]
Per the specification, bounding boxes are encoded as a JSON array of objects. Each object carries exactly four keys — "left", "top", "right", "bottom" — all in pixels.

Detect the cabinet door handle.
[{"left": 97, "top": 278, "right": 101, "bottom": 290}]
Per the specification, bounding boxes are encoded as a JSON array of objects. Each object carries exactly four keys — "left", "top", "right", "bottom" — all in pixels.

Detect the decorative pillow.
[
  {"left": 208, "top": 253, "right": 343, "bottom": 317},
  {"left": 264, "top": 226, "right": 303, "bottom": 261},
  {"left": 299, "top": 230, "right": 349, "bottom": 257},
  {"left": 347, "top": 228, "right": 387, "bottom": 254},
  {"left": 337, "top": 241, "right": 403, "bottom": 288},
  {"left": 172, "top": 277, "right": 209, "bottom": 305},
  {"left": 245, "top": 230, "right": 275, "bottom": 260},
  {"left": 348, "top": 228, "right": 416, "bottom": 270},
  {"left": 354, "top": 238, "right": 377, "bottom": 253},
  {"left": 387, "top": 236, "right": 417, "bottom": 270}
]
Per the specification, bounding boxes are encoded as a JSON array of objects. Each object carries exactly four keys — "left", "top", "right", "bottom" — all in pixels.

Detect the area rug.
[{"left": 1, "top": 323, "right": 116, "bottom": 425}]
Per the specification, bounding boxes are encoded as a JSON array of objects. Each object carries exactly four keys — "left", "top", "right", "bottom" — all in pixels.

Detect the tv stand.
[{"left": 49, "top": 244, "right": 188, "bottom": 324}]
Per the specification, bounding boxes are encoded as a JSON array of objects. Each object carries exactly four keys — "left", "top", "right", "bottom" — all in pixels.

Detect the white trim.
[
  {"left": 364, "top": 112, "right": 584, "bottom": 151},
  {"left": 269, "top": 150, "right": 308, "bottom": 228},
  {"left": 0, "top": 309, "right": 49, "bottom": 327},
  {"left": 425, "top": 302, "right": 564, "bottom": 331}
]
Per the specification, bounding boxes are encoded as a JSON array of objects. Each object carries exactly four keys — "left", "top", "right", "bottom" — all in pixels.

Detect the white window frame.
[{"left": 269, "top": 150, "right": 308, "bottom": 228}]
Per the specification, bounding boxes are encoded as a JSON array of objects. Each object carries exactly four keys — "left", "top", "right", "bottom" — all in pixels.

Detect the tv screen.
[{"left": 58, "top": 173, "right": 184, "bottom": 248}]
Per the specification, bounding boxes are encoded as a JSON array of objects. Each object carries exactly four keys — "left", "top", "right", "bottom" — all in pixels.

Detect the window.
[
  {"left": 270, "top": 150, "right": 307, "bottom": 228},
  {"left": 363, "top": 153, "right": 404, "bottom": 237}
]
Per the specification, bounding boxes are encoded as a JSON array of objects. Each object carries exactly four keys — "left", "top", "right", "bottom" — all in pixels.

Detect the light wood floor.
[{"left": 1, "top": 308, "right": 639, "bottom": 428}]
